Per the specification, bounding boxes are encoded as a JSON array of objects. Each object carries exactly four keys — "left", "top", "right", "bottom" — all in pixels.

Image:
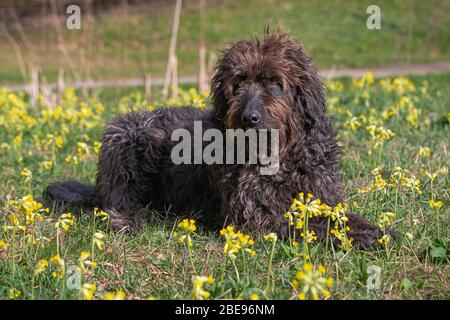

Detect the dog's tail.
[{"left": 45, "top": 180, "right": 100, "bottom": 207}]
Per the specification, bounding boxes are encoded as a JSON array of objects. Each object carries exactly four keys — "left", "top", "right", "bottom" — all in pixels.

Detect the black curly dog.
[{"left": 46, "top": 30, "right": 381, "bottom": 249}]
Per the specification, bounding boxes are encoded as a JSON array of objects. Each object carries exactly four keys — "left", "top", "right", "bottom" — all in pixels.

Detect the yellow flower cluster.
[
  {"left": 7, "top": 194, "right": 49, "bottom": 228},
  {"left": 424, "top": 167, "right": 447, "bottom": 183},
  {"left": 49, "top": 255, "right": 65, "bottom": 279},
  {"left": 429, "top": 200, "right": 443, "bottom": 210},
  {"left": 381, "top": 96, "right": 421, "bottom": 126},
  {"left": 284, "top": 193, "right": 353, "bottom": 250},
  {"left": 79, "top": 251, "right": 97, "bottom": 272},
  {"left": 366, "top": 125, "right": 395, "bottom": 153},
  {"left": 80, "top": 283, "right": 97, "bottom": 300},
  {"left": 220, "top": 226, "right": 256, "bottom": 260},
  {"left": 358, "top": 166, "right": 421, "bottom": 195},
  {"left": 166, "top": 87, "right": 209, "bottom": 109},
  {"left": 104, "top": 290, "right": 126, "bottom": 300},
  {"left": 377, "top": 211, "right": 396, "bottom": 230},
  {"left": 292, "top": 263, "right": 333, "bottom": 300},
  {"left": 418, "top": 146, "right": 431, "bottom": 157},
  {"left": 55, "top": 213, "right": 75, "bottom": 232},
  {"left": 173, "top": 218, "right": 197, "bottom": 247},
  {"left": 191, "top": 275, "right": 214, "bottom": 300},
  {"left": 352, "top": 71, "right": 375, "bottom": 89}
]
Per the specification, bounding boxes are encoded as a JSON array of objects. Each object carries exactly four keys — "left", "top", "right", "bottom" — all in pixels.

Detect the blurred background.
[{"left": 0, "top": 0, "right": 449, "bottom": 94}]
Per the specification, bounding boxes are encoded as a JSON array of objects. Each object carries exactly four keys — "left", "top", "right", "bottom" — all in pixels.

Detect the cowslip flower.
[
  {"left": 104, "top": 290, "right": 126, "bottom": 300},
  {"left": 49, "top": 255, "right": 65, "bottom": 279},
  {"left": 9, "top": 288, "right": 22, "bottom": 300},
  {"left": 418, "top": 147, "right": 431, "bottom": 157},
  {"left": 93, "top": 231, "right": 107, "bottom": 251},
  {"left": 378, "top": 234, "right": 391, "bottom": 245},
  {"left": 173, "top": 219, "right": 197, "bottom": 248},
  {"left": 292, "top": 263, "right": 333, "bottom": 300},
  {"left": 0, "top": 239, "right": 8, "bottom": 249},
  {"left": 55, "top": 213, "right": 75, "bottom": 231},
  {"left": 263, "top": 233, "right": 277, "bottom": 243},
  {"left": 34, "top": 259, "right": 49, "bottom": 275},
  {"left": 191, "top": 275, "right": 214, "bottom": 300},
  {"left": 365, "top": 125, "right": 395, "bottom": 154},
  {"left": 20, "top": 167, "right": 32, "bottom": 183},
  {"left": 79, "top": 251, "right": 97, "bottom": 272},
  {"left": 93, "top": 141, "right": 102, "bottom": 155},
  {"left": 377, "top": 212, "right": 396, "bottom": 230},
  {"left": 80, "top": 283, "right": 97, "bottom": 300},
  {"left": 429, "top": 200, "right": 443, "bottom": 209},
  {"left": 425, "top": 168, "right": 448, "bottom": 182},
  {"left": 40, "top": 160, "right": 54, "bottom": 171},
  {"left": 220, "top": 226, "right": 256, "bottom": 260},
  {"left": 94, "top": 208, "right": 110, "bottom": 222}
]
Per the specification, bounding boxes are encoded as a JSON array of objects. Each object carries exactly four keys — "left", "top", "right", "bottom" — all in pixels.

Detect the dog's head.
[{"left": 211, "top": 28, "right": 329, "bottom": 155}]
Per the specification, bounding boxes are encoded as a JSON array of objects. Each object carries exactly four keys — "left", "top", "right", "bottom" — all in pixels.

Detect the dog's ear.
[
  {"left": 210, "top": 53, "right": 229, "bottom": 122},
  {"left": 283, "top": 40, "right": 330, "bottom": 134}
]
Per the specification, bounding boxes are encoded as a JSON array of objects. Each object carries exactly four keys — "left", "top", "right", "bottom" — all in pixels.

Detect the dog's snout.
[{"left": 241, "top": 110, "right": 261, "bottom": 126}]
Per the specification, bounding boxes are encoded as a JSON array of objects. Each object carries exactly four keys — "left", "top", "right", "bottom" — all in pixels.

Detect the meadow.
[
  {"left": 0, "top": 72, "right": 448, "bottom": 300},
  {"left": 1, "top": 0, "right": 449, "bottom": 84}
]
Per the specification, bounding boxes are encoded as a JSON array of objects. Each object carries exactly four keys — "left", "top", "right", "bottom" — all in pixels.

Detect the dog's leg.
[{"left": 96, "top": 112, "right": 163, "bottom": 233}]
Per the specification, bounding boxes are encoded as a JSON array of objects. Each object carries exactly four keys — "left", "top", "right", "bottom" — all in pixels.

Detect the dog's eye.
[
  {"left": 267, "top": 78, "right": 282, "bottom": 96},
  {"left": 232, "top": 81, "right": 243, "bottom": 95},
  {"left": 269, "top": 78, "right": 281, "bottom": 88}
]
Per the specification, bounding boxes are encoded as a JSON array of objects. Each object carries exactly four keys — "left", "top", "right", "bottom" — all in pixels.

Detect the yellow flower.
[
  {"left": 0, "top": 239, "right": 9, "bottom": 249},
  {"left": 263, "top": 233, "right": 278, "bottom": 243},
  {"left": 34, "top": 259, "right": 49, "bottom": 275},
  {"left": 178, "top": 218, "right": 197, "bottom": 232},
  {"left": 249, "top": 293, "right": 260, "bottom": 300},
  {"left": 173, "top": 219, "right": 197, "bottom": 248},
  {"left": 377, "top": 212, "right": 396, "bottom": 230},
  {"left": 104, "top": 290, "right": 126, "bottom": 300},
  {"left": 424, "top": 168, "right": 447, "bottom": 182},
  {"left": 191, "top": 275, "right": 214, "bottom": 300},
  {"left": 40, "top": 160, "right": 54, "bottom": 171},
  {"left": 93, "top": 208, "right": 109, "bottom": 222},
  {"left": 49, "top": 255, "right": 65, "bottom": 279},
  {"left": 220, "top": 226, "right": 256, "bottom": 260},
  {"left": 292, "top": 263, "right": 333, "bottom": 300},
  {"left": 93, "top": 231, "right": 107, "bottom": 251},
  {"left": 20, "top": 167, "right": 32, "bottom": 183},
  {"left": 94, "top": 141, "right": 102, "bottom": 155},
  {"left": 366, "top": 125, "right": 395, "bottom": 152},
  {"left": 418, "top": 147, "right": 431, "bottom": 157},
  {"left": 353, "top": 71, "right": 375, "bottom": 89},
  {"left": 378, "top": 234, "right": 391, "bottom": 245},
  {"left": 9, "top": 288, "right": 22, "bottom": 300},
  {"left": 55, "top": 213, "right": 75, "bottom": 231},
  {"left": 79, "top": 251, "right": 97, "bottom": 272},
  {"left": 80, "top": 283, "right": 97, "bottom": 300},
  {"left": 429, "top": 200, "right": 443, "bottom": 209}
]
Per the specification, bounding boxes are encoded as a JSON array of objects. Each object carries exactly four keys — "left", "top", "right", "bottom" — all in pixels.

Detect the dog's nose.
[{"left": 241, "top": 110, "right": 261, "bottom": 127}]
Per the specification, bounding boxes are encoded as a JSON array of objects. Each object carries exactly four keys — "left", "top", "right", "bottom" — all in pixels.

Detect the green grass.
[
  {"left": 0, "top": 0, "right": 449, "bottom": 84},
  {"left": 0, "top": 73, "right": 449, "bottom": 300}
]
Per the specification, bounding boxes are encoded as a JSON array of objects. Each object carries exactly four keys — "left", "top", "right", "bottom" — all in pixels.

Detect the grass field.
[
  {"left": 1, "top": 0, "right": 449, "bottom": 84},
  {"left": 0, "top": 72, "right": 449, "bottom": 300}
]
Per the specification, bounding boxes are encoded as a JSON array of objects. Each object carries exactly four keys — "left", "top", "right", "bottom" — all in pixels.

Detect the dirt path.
[{"left": 5, "top": 61, "right": 450, "bottom": 92}]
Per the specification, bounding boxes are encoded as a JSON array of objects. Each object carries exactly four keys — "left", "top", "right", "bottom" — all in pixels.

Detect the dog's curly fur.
[{"left": 46, "top": 30, "right": 382, "bottom": 249}]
